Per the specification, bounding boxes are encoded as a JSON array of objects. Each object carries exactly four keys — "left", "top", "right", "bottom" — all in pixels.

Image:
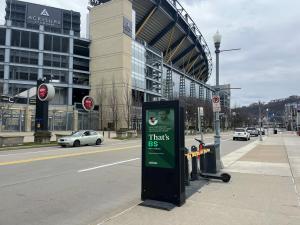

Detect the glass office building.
[{"left": 0, "top": 0, "right": 90, "bottom": 106}]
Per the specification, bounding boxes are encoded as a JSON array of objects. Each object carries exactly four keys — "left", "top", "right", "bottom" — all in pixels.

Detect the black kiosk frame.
[{"left": 141, "top": 100, "right": 185, "bottom": 207}]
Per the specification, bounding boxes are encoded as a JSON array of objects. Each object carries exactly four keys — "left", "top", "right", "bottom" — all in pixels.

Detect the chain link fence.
[{"left": 1, "top": 109, "right": 100, "bottom": 132}]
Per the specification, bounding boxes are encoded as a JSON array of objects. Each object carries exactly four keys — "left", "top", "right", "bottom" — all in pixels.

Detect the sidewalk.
[
  {"left": 0, "top": 131, "right": 118, "bottom": 143},
  {"left": 96, "top": 133, "right": 300, "bottom": 225}
]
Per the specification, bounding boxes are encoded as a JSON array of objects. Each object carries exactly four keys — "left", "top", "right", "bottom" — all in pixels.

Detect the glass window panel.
[
  {"left": 21, "top": 31, "right": 30, "bottom": 48},
  {"left": 62, "top": 38, "right": 69, "bottom": 53},
  {"left": 29, "top": 69, "right": 37, "bottom": 80},
  {"left": 44, "top": 35, "right": 52, "bottom": 51},
  {"left": 20, "top": 71, "right": 28, "bottom": 80},
  {"left": 29, "top": 52, "right": 38, "bottom": 65},
  {"left": 52, "top": 36, "right": 61, "bottom": 52},
  {"left": 30, "top": 32, "right": 39, "bottom": 49},
  {"left": 0, "top": 48, "right": 5, "bottom": 62},
  {"left": 0, "top": 29, "right": 5, "bottom": 45},
  {"left": 61, "top": 55, "right": 68, "bottom": 68},
  {"left": 52, "top": 54, "right": 61, "bottom": 67},
  {"left": 11, "top": 30, "right": 21, "bottom": 47},
  {"left": 20, "top": 51, "right": 29, "bottom": 64},
  {"left": 43, "top": 53, "right": 52, "bottom": 67}
]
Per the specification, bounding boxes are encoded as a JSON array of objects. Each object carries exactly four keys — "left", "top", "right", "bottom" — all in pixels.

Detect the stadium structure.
[{"left": 0, "top": 0, "right": 215, "bottom": 131}]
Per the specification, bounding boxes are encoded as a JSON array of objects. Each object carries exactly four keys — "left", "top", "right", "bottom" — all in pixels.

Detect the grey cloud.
[{"left": 181, "top": 0, "right": 300, "bottom": 106}]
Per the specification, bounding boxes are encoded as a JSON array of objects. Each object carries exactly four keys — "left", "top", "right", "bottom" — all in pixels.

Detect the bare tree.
[
  {"left": 0, "top": 98, "right": 14, "bottom": 132},
  {"left": 96, "top": 78, "right": 106, "bottom": 131},
  {"left": 123, "top": 82, "right": 132, "bottom": 130},
  {"left": 110, "top": 78, "right": 118, "bottom": 131}
]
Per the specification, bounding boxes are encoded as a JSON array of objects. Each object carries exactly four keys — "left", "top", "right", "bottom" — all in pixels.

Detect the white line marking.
[{"left": 78, "top": 158, "right": 140, "bottom": 173}]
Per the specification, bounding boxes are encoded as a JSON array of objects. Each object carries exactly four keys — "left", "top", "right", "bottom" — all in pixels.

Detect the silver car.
[{"left": 58, "top": 130, "right": 104, "bottom": 147}]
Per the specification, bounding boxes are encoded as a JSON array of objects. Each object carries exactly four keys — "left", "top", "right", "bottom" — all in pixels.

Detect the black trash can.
[
  {"left": 200, "top": 144, "right": 217, "bottom": 174},
  {"left": 274, "top": 129, "right": 277, "bottom": 134}
]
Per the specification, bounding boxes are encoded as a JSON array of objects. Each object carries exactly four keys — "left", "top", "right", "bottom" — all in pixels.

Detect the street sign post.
[
  {"left": 212, "top": 95, "right": 221, "bottom": 112},
  {"left": 142, "top": 100, "right": 185, "bottom": 207}
]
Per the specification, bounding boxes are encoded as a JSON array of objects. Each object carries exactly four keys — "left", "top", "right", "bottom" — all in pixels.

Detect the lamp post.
[
  {"left": 258, "top": 101, "right": 263, "bottom": 141},
  {"left": 266, "top": 108, "right": 269, "bottom": 135},
  {"left": 213, "top": 31, "right": 222, "bottom": 171}
]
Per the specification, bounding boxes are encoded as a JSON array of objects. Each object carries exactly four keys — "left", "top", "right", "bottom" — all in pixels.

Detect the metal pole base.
[{"left": 216, "top": 159, "right": 224, "bottom": 172}]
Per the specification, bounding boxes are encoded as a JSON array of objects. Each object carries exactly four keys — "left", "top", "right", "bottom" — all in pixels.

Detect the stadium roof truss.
[{"left": 133, "top": 0, "right": 213, "bottom": 82}]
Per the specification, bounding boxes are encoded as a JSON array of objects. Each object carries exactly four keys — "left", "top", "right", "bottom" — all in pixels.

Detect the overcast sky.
[{"left": 1, "top": 0, "right": 299, "bottom": 107}]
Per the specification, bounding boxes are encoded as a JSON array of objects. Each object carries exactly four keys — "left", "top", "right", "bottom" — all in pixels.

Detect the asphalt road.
[{"left": 0, "top": 133, "right": 259, "bottom": 225}]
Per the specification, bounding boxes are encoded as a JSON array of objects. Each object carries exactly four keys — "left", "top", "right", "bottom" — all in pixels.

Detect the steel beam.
[
  {"left": 136, "top": 5, "right": 158, "bottom": 37},
  {"left": 166, "top": 36, "right": 186, "bottom": 63},
  {"left": 187, "top": 55, "right": 199, "bottom": 73},
  {"left": 149, "top": 20, "right": 177, "bottom": 46},
  {"left": 172, "top": 44, "right": 195, "bottom": 65}
]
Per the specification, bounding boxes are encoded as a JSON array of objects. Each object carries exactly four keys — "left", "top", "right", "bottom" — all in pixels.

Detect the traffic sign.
[
  {"left": 82, "top": 96, "right": 95, "bottom": 111},
  {"left": 212, "top": 95, "right": 221, "bottom": 112}
]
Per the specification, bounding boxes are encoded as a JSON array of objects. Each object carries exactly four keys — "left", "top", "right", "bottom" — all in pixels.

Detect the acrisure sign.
[
  {"left": 26, "top": 3, "right": 62, "bottom": 28},
  {"left": 145, "top": 108, "right": 175, "bottom": 168}
]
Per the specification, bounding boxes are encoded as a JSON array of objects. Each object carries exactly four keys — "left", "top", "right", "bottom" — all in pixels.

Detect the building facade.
[
  {"left": 88, "top": 0, "right": 214, "bottom": 130},
  {"left": 0, "top": 0, "right": 216, "bottom": 131}
]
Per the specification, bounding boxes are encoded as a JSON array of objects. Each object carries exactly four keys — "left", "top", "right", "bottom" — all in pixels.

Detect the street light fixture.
[
  {"left": 213, "top": 31, "right": 222, "bottom": 171},
  {"left": 213, "top": 31, "right": 241, "bottom": 172}
]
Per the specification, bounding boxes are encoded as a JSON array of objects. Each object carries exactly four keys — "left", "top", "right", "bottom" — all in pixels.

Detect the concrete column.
[
  {"left": 3, "top": 20, "right": 12, "bottom": 94},
  {"left": 38, "top": 25, "right": 44, "bottom": 79},
  {"left": 25, "top": 108, "right": 32, "bottom": 132},
  {"left": 68, "top": 30, "right": 74, "bottom": 106},
  {"left": 73, "top": 110, "right": 78, "bottom": 131},
  {"left": 89, "top": 0, "right": 132, "bottom": 130}
]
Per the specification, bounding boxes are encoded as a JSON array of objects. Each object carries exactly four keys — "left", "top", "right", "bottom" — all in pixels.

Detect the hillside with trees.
[{"left": 232, "top": 95, "right": 300, "bottom": 128}]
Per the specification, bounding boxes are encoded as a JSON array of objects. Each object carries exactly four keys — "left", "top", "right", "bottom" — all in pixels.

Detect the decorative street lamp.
[{"left": 213, "top": 31, "right": 222, "bottom": 171}]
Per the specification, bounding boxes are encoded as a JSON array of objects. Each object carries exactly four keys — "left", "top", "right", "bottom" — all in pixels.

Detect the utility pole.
[{"left": 259, "top": 101, "right": 263, "bottom": 141}]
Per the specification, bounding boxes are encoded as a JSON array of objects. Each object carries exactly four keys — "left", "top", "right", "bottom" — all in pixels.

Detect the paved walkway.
[
  {"left": 0, "top": 131, "right": 118, "bottom": 143},
  {"left": 95, "top": 132, "right": 300, "bottom": 225}
]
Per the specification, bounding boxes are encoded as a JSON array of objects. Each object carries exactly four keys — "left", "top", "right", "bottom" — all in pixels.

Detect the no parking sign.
[{"left": 212, "top": 95, "right": 221, "bottom": 112}]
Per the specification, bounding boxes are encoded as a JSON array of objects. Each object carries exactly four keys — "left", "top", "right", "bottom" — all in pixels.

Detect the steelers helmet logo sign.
[{"left": 82, "top": 96, "right": 95, "bottom": 111}]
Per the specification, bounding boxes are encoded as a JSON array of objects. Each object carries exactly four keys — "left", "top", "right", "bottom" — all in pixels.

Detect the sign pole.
[{"left": 198, "top": 107, "right": 204, "bottom": 142}]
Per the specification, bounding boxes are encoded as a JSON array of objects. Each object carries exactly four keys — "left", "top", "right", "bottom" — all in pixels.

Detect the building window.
[
  {"left": 73, "top": 72, "right": 89, "bottom": 86},
  {"left": 44, "top": 69, "right": 68, "bottom": 84},
  {"left": 10, "top": 50, "right": 38, "bottom": 65},
  {"left": 73, "top": 57, "right": 89, "bottom": 71},
  {"left": 11, "top": 30, "right": 21, "bottom": 47},
  {"left": 21, "top": 31, "right": 29, "bottom": 48},
  {"left": 0, "top": 65, "right": 4, "bottom": 79},
  {"left": 44, "top": 35, "right": 52, "bottom": 51},
  {"left": 0, "top": 29, "right": 6, "bottom": 45},
  {"left": 74, "top": 39, "right": 89, "bottom": 57},
  {"left": 11, "top": 30, "right": 39, "bottom": 49},
  {"left": 0, "top": 48, "right": 4, "bottom": 62},
  {"left": 43, "top": 53, "right": 69, "bottom": 68},
  {"left": 30, "top": 32, "right": 39, "bottom": 49},
  {"left": 9, "top": 66, "right": 38, "bottom": 81},
  {"left": 44, "top": 34, "right": 69, "bottom": 53}
]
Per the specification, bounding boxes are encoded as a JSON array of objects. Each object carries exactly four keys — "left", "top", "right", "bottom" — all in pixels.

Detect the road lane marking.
[
  {"left": 0, "top": 145, "right": 140, "bottom": 167},
  {"left": 78, "top": 158, "right": 140, "bottom": 173}
]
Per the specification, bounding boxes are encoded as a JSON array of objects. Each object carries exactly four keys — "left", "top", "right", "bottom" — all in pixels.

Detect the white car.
[
  {"left": 233, "top": 128, "right": 250, "bottom": 141},
  {"left": 58, "top": 130, "right": 104, "bottom": 147}
]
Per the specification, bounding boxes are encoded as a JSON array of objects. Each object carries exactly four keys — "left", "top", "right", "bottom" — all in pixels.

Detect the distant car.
[
  {"left": 233, "top": 128, "right": 250, "bottom": 141},
  {"left": 58, "top": 130, "right": 104, "bottom": 147},
  {"left": 246, "top": 127, "right": 259, "bottom": 136},
  {"left": 257, "top": 128, "right": 265, "bottom": 135}
]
